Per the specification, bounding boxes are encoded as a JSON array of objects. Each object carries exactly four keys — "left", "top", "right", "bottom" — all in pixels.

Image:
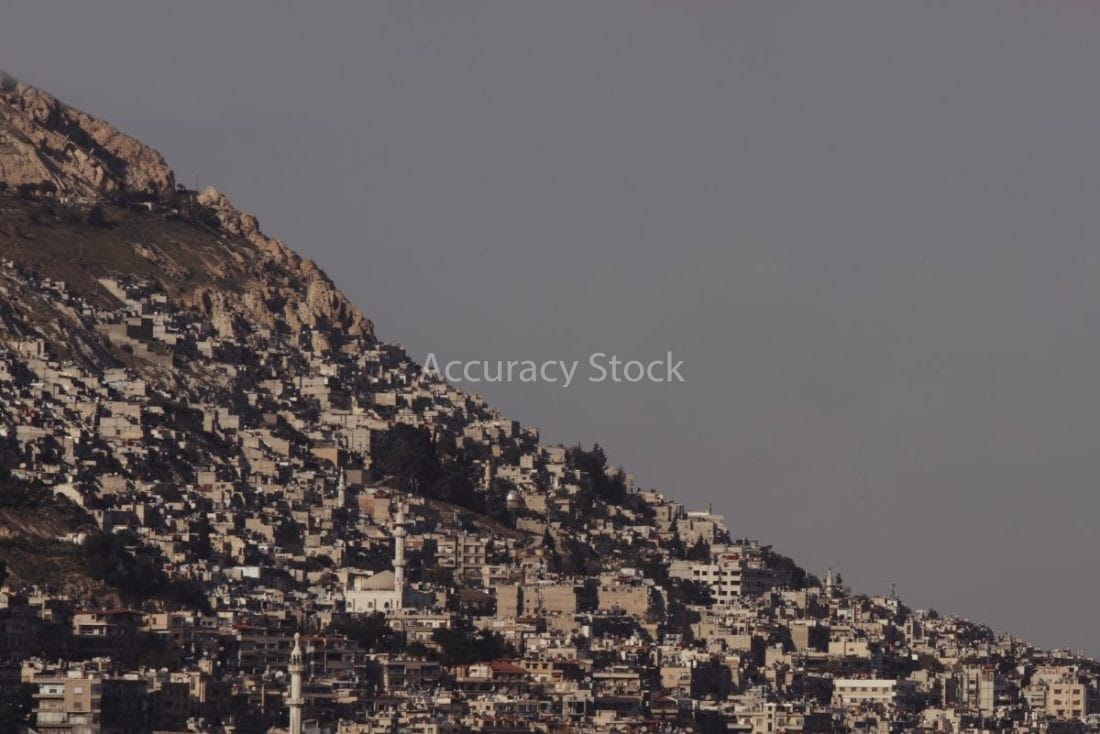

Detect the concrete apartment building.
[
  {"left": 1046, "top": 679, "right": 1097, "bottom": 720},
  {"left": 669, "top": 543, "right": 777, "bottom": 603},
  {"left": 33, "top": 672, "right": 148, "bottom": 734},
  {"left": 832, "top": 678, "right": 917, "bottom": 709},
  {"left": 957, "top": 665, "right": 1006, "bottom": 716}
]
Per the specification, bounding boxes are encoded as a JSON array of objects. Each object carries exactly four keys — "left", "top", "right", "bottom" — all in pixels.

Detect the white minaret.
[
  {"left": 393, "top": 503, "right": 406, "bottom": 609},
  {"left": 336, "top": 472, "right": 347, "bottom": 508},
  {"left": 288, "top": 633, "right": 303, "bottom": 734}
]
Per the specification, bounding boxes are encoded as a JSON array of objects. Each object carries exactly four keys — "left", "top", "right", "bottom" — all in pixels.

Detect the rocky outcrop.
[
  {"left": 0, "top": 72, "right": 373, "bottom": 349},
  {"left": 196, "top": 187, "right": 373, "bottom": 343},
  {"left": 0, "top": 72, "right": 175, "bottom": 200}
]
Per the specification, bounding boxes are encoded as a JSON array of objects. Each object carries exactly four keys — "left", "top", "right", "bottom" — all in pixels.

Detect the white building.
[
  {"left": 832, "top": 678, "right": 917, "bottom": 708},
  {"left": 345, "top": 504, "right": 409, "bottom": 613}
]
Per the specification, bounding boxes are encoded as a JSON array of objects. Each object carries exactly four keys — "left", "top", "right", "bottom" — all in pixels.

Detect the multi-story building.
[
  {"left": 832, "top": 678, "right": 917, "bottom": 709},
  {"left": 670, "top": 543, "right": 777, "bottom": 602},
  {"left": 32, "top": 673, "right": 148, "bottom": 734}
]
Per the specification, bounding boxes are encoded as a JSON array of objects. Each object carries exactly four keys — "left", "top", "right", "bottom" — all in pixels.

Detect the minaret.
[
  {"left": 393, "top": 503, "right": 406, "bottom": 609},
  {"left": 288, "top": 633, "right": 303, "bottom": 734}
]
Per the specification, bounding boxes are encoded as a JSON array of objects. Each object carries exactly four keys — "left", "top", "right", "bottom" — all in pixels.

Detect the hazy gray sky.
[{"left": 4, "top": 1, "right": 1100, "bottom": 654}]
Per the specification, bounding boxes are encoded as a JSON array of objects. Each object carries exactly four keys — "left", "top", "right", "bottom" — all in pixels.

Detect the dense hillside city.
[{"left": 0, "top": 72, "right": 1097, "bottom": 734}]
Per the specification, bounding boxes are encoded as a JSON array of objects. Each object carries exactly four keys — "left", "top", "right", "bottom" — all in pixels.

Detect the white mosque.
[
  {"left": 285, "top": 505, "right": 428, "bottom": 732},
  {"left": 344, "top": 503, "right": 421, "bottom": 613}
]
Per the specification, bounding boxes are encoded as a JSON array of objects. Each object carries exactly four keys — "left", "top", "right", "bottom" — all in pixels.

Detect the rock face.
[
  {"left": 0, "top": 71, "right": 373, "bottom": 347},
  {"left": 196, "top": 187, "right": 372, "bottom": 343},
  {"left": 0, "top": 72, "right": 174, "bottom": 199}
]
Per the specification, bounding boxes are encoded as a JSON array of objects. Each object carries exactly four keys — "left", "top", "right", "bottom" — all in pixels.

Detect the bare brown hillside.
[{"left": 0, "top": 71, "right": 372, "bottom": 355}]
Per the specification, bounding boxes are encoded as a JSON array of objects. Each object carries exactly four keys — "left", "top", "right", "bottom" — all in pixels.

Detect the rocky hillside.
[
  {"left": 0, "top": 72, "right": 173, "bottom": 200},
  {"left": 0, "top": 72, "right": 371, "bottom": 354},
  {"left": 0, "top": 73, "right": 680, "bottom": 605},
  {"left": 0, "top": 72, "right": 385, "bottom": 604},
  {"left": 0, "top": 467, "right": 200, "bottom": 609},
  {"left": 2, "top": 69, "right": 1096, "bottom": 734}
]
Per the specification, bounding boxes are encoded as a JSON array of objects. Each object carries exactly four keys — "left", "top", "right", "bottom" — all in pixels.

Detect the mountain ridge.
[{"left": 0, "top": 71, "right": 372, "bottom": 353}]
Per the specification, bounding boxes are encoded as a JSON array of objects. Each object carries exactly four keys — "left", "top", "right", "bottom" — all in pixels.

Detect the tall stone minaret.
[
  {"left": 393, "top": 503, "right": 407, "bottom": 609},
  {"left": 288, "top": 633, "right": 303, "bottom": 734}
]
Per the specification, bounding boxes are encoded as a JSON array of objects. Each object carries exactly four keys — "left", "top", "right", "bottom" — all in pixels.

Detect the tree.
[
  {"left": 485, "top": 478, "right": 518, "bottom": 526},
  {"left": 639, "top": 555, "right": 670, "bottom": 586},
  {"left": 665, "top": 580, "right": 711, "bottom": 639},
  {"left": 372, "top": 424, "right": 439, "bottom": 493},
  {"left": 686, "top": 538, "right": 711, "bottom": 561},
  {"left": 327, "top": 613, "right": 404, "bottom": 653},
  {"left": 431, "top": 625, "right": 515, "bottom": 666},
  {"left": 566, "top": 443, "right": 629, "bottom": 506},
  {"left": 86, "top": 204, "right": 108, "bottom": 228},
  {"left": 558, "top": 536, "right": 592, "bottom": 576},
  {"left": 189, "top": 512, "right": 213, "bottom": 560},
  {"left": 663, "top": 535, "right": 686, "bottom": 559},
  {"left": 372, "top": 424, "right": 484, "bottom": 511},
  {"left": 669, "top": 579, "right": 714, "bottom": 607},
  {"left": 193, "top": 204, "right": 222, "bottom": 229},
  {"left": 274, "top": 519, "right": 302, "bottom": 551}
]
